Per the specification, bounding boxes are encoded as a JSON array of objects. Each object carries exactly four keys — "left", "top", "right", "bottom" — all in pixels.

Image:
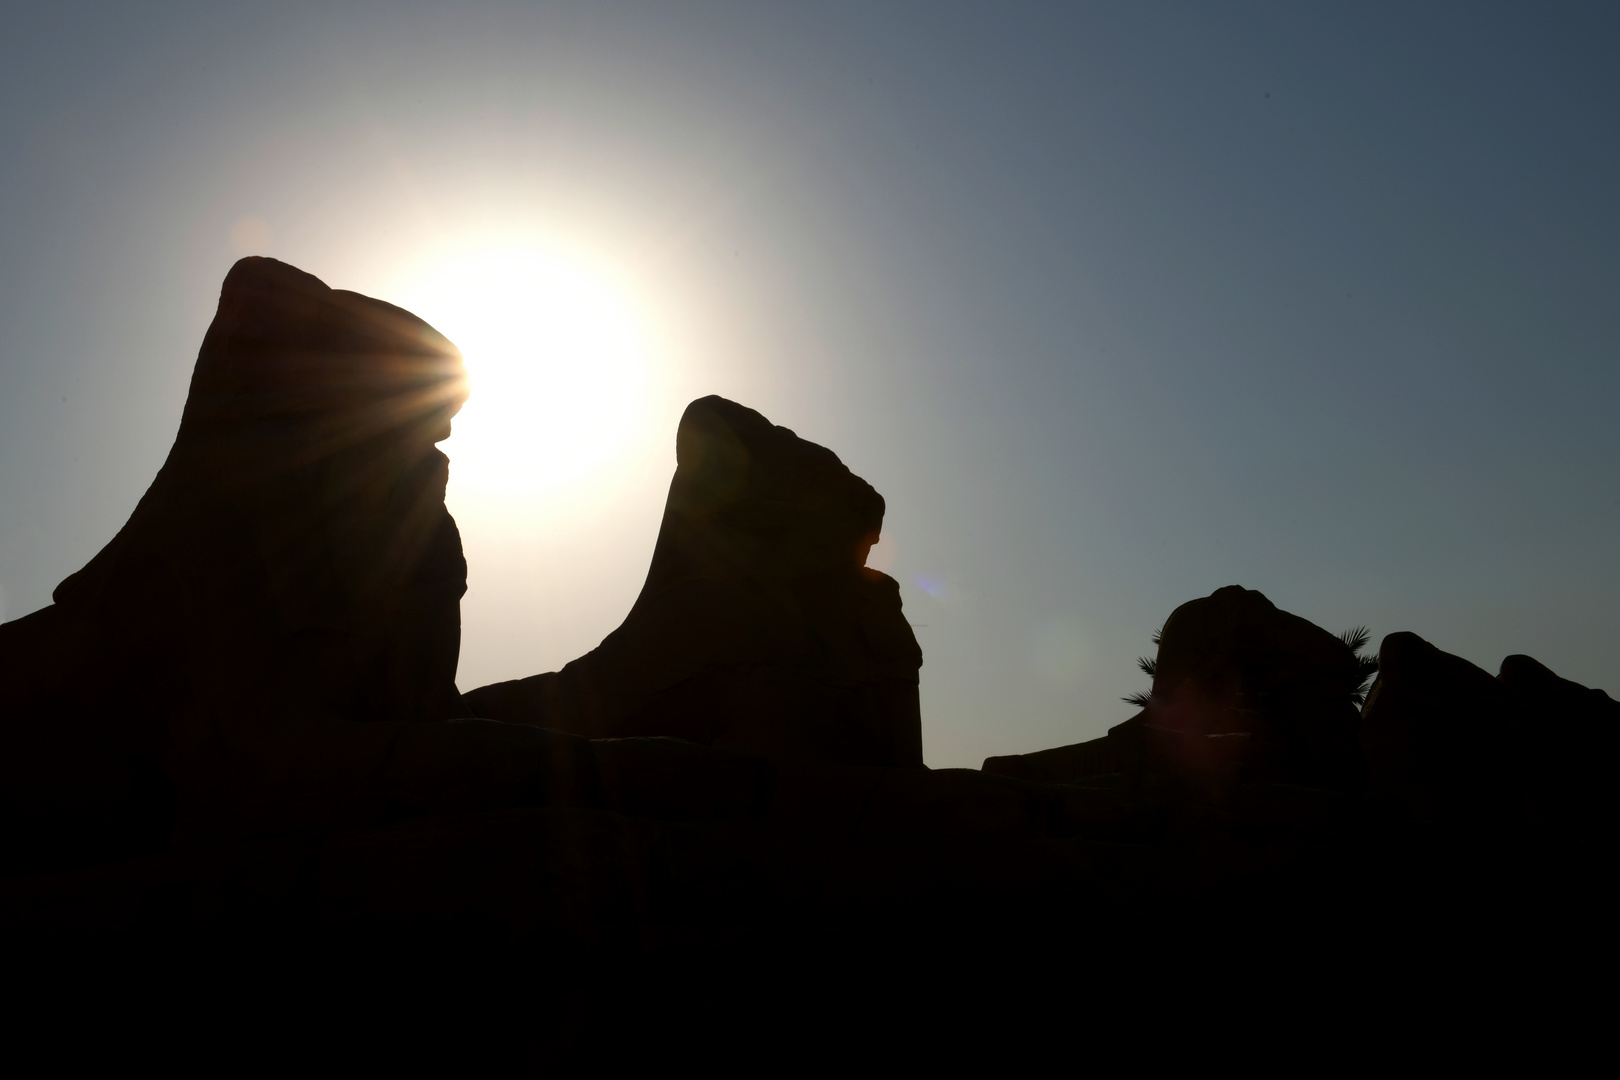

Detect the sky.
[{"left": 1, "top": 1, "right": 1616, "bottom": 767}]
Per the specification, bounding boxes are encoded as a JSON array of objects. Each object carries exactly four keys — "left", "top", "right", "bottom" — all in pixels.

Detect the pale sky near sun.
[{"left": 1, "top": 2, "right": 1617, "bottom": 767}]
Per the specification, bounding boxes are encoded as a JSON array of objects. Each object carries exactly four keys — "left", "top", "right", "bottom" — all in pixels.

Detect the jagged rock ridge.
[{"left": 0, "top": 258, "right": 1610, "bottom": 1065}]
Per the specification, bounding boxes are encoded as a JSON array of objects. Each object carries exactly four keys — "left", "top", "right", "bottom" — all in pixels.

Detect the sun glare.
[{"left": 406, "top": 248, "right": 652, "bottom": 497}]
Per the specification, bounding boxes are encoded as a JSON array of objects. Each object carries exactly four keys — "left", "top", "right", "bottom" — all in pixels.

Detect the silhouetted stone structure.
[
  {"left": 2, "top": 257, "right": 468, "bottom": 867},
  {"left": 465, "top": 395, "right": 924, "bottom": 767},
  {"left": 0, "top": 259, "right": 1609, "bottom": 1068},
  {"left": 984, "top": 586, "right": 1365, "bottom": 793}
]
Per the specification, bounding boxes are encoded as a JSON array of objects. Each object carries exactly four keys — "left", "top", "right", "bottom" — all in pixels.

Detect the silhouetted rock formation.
[
  {"left": 0, "top": 258, "right": 744, "bottom": 872},
  {"left": 1360, "top": 630, "right": 1522, "bottom": 824},
  {"left": 465, "top": 395, "right": 924, "bottom": 768},
  {"left": 985, "top": 586, "right": 1364, "bottom": 793},
  {"left": 1361, "top": 633, "right": 1618, "bottom": 835},
  {"left": 0, "top": 259, "right": 1609, "bottom": 1067},
  {"left": 1499, "top": 652, "right": 1620, "bottom": 829},
  {"left": 2, "top": 257, "right": 464, "bottom": 868}
]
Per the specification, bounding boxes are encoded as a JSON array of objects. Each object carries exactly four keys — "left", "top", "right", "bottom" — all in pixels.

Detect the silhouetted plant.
[
  {"left": 1121, "top": 625, "right": 1379, "bottom": 708},
  {"left": 1340, "top": 626, "right": 1380, "bottom": 707},
  {"left": 1122, "top": 629, "right": 1161, "bottom": 709}
]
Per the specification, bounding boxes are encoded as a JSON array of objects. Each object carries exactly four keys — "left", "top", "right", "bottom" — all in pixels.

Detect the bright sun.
[{"left": 405, "top": 248, "right": 652, "bottom": 496}]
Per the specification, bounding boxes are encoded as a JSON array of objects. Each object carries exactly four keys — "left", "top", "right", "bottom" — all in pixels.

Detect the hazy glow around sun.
[{"left": 404, "top": 247, "right": 654, "bottom": 498}]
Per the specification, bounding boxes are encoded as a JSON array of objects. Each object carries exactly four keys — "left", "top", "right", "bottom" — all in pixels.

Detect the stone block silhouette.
[
  {"left": 1359, "top": 631, "right": 1523, "bottom": 824},
  {"left": 464, "top": 395, "right": 925, "bottom": 768},
  {"left": 1, "top": 259, "right": 661, "bottom": 868},
  {"left": 985, "top": 586, "right": 1363, "bottom": 795}
]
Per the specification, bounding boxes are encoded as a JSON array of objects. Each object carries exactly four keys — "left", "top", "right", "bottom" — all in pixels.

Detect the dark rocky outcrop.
[
  {"left": 0, "top": 259, "right": 1608, "bottom": 1067},
  {"left": 1358, "top": 631, "right": 1524, "bottom": 824},
  {"left": 2, "top": 256, "right": 471, "bottom": 866},
  {"left": 1358, "top": 637, "right": 1618, "bottom": 833},
  {"left": 1499, "top": 652, "right": 1620, "bottom": 830},
  {"left": 0, "top": 259, "right": 763, "bottom": 872},
  {"left": 464, "top": 395, "right": 924, "bottom": 768},
  {"left": 985, "top": 586, "right": 1364, "bottom": 794}
]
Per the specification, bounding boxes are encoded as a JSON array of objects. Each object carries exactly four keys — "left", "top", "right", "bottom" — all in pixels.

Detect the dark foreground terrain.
[{"left": 1, "top": 259, "right": 1610, "bottom": 1070}]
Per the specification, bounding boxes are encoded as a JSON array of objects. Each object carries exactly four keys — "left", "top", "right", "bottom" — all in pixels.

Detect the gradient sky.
[{"left": 2, "top": 2, "right": 1616, "bottom": 767}]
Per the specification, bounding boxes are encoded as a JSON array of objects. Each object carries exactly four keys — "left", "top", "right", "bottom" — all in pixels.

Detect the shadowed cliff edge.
[{"left": 0, "top": 259, "right": 1611, "bottom": 1067}]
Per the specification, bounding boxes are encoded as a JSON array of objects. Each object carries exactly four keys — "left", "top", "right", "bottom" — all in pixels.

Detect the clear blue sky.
[{"left": 2, "top": 2, "right": 1616, "bottom": 766}]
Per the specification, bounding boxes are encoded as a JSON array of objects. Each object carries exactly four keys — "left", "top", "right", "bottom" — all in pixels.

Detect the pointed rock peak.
[
  {"left": 466, "top": 396, "right": 922, "bottom": 767},
  {"left": 180, "top": 256, "right": 466, "bottom": 447},
  {"left": 50, "top": 259, "right": 468, "bottom": 725},
  {"left": 207, "top": 255, "right": 456, "bottom": 359}
]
